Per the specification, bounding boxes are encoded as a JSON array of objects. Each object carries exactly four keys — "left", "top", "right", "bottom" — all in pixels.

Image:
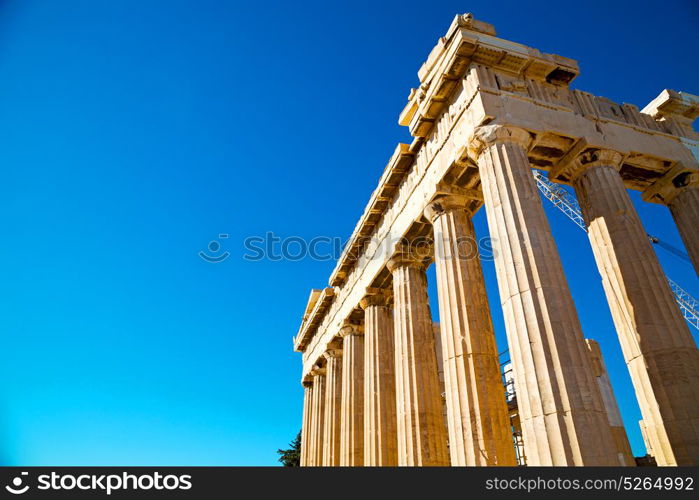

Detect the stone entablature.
[
  {"left": 399, "top": 13, "right": 579, "bottom": 139},
  {"left": 328, "top": 144, "right": 415, "bottom": 288},
  {"left": 294, "top": 287, "right": 333, "bottom": 352}
]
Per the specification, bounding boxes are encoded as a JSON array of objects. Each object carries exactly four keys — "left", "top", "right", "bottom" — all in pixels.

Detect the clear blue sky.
[{"left": 0, "top": 0, "right": 697, "bottom": 465}]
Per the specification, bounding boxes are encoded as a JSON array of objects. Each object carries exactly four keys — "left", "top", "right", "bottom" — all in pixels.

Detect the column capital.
[
  {"left": 359, "top": 288, "right": 392, "bottom": 309},
  {"left": 386, "top": 242, "right": 432, "bottom": 273},
  {"left": 642, "top": 163, "right": 699, "bottom": 205},
  {"left": 552, "top": 148, "right": 624, "bottom": 184},
  {"left": 302, "top": 377, "right": 313, "bottom": 388},
  {"left": 467, "top": 125, "right": 532, "bottom": 160},
  {"left": 339, "top": 321, "right": 364, "bottom": 337},
  {"left": 310, "top": 365, "right": 327, "bottom": 377},
  {"left": 386, "top": 253, "right": 427, "bottom": 273},
  {"left": 323, "top": 348, "right": 343, "bottom": 360},
  {"left": 424, "top": 194, "right": 473, "bottom": 223}
]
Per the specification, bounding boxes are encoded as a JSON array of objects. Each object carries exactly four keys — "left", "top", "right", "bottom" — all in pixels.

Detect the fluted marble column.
[
  {"left": 308, "top": 366, "right": 326, "bottom": 466},
  {"left": 388, "top": 251, "right": 450, "bottom": 466},
  {"left": 322, "top": 349, "right": 343, "bottom": 466},
  {"left": 425, "top": 195, "right": 516, "bottom": 466},
  {"left": 669, "top": 184, "right": 699, "bottom": 275},
  {"left": 339, "top": 323, "right": 364, "bottom": 466},
  {"left": 562, "top": 149, "right": 699, "bottom": 466},
  {"left": 670, "top": 185, "right": 699, "bottom": 274},
  {"left": 300, "top": 380, "right": 313, "bottom": 466},
  {"left": 468, "top": 125, "right": 618, "bottom": 466},
  {"left": 643, "top": 169, "right": 699, "bottom": 275},
  {"left": 360, "top": 290, "right": 398, "bottom": 466},
  {"left": 585, "top": 339, "right": 635, "bottom": 466}
]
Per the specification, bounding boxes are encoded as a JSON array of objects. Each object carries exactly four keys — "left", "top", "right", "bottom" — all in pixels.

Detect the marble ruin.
[{"left": 294, "top": 14, "right": 699, "bottom": 466}]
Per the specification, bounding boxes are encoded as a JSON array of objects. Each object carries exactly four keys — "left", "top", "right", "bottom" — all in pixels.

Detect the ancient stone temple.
[{"left": 294, "top": 14, "right": 699, "bottom": 466}]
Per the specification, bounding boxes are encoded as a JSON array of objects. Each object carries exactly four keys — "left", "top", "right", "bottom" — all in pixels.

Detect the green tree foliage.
[{"left": 277, "top": 431, "right": 301, "bottom": 466}]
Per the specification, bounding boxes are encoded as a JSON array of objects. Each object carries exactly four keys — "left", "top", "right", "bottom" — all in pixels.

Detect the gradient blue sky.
[{"left": 0, "top": 0, "right": 697, "bottom": 465}]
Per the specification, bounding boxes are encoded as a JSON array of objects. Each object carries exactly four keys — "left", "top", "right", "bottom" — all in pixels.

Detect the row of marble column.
[{"left": 300, "top": 125, "right": 699, "bottom": 466}]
